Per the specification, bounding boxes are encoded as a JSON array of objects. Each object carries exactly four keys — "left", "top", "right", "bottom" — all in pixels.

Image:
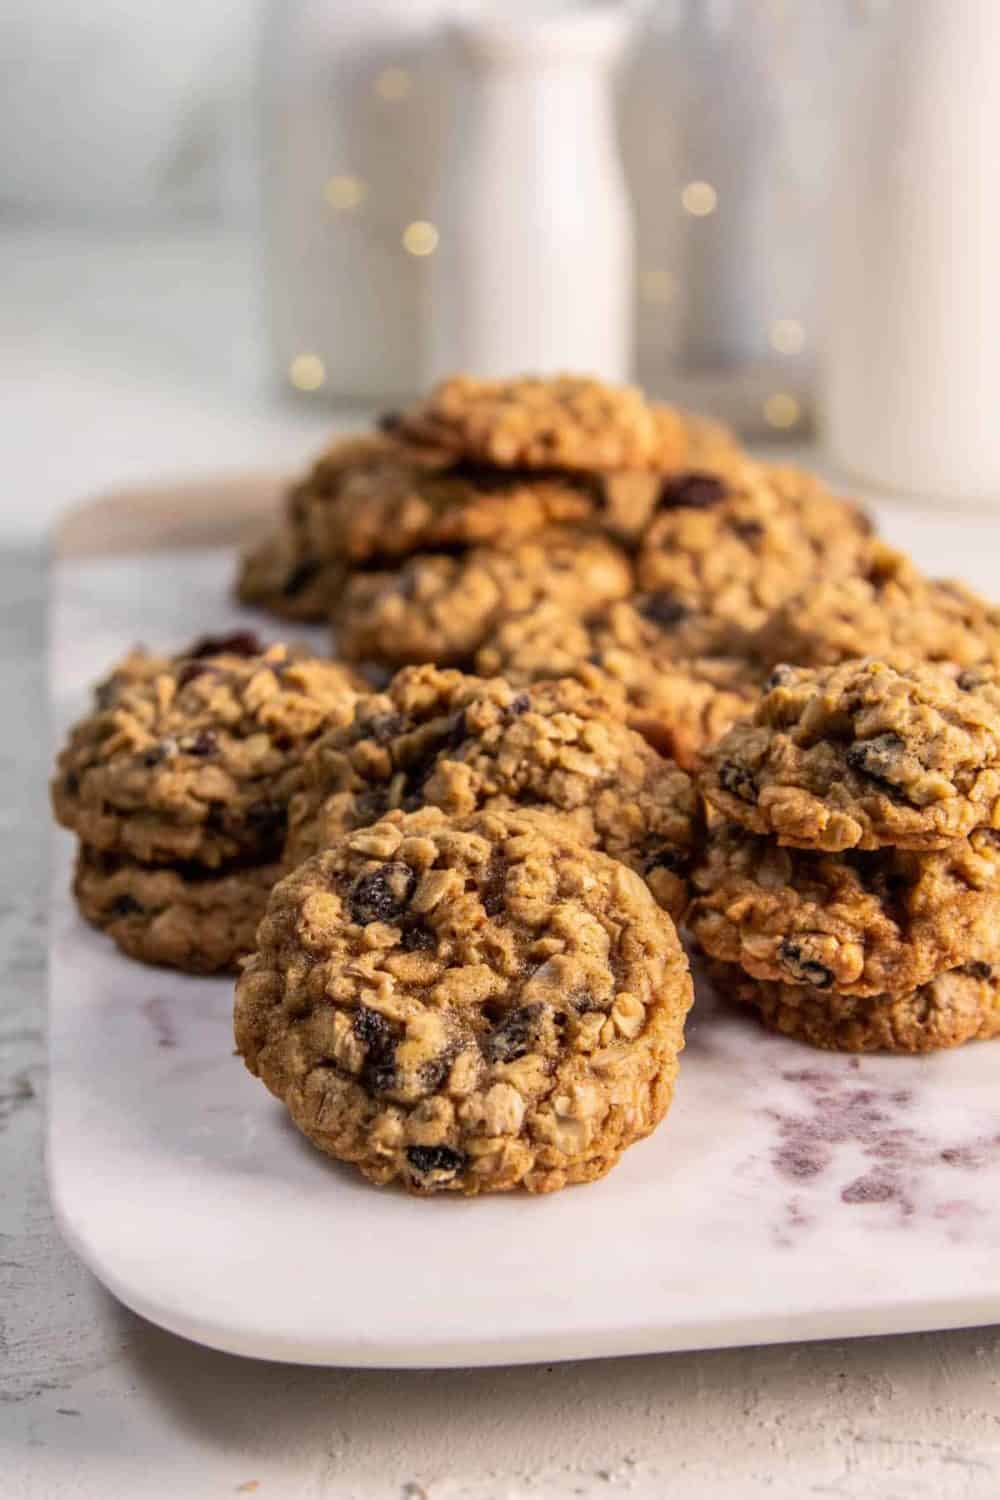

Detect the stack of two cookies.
[
  {"left": 238, "top": 374, "right": 710, "bottom": 668},
  {"left": 687, "top": 658, "right": 1000, "bottom": 1053},
  {"left": 52, "top": 633, "right": 362, "bottom": 974}
]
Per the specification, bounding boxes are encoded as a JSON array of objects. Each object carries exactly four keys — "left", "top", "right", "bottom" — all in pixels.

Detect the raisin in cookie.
[
  {"left": 52, "top": 635, "right": 362, "bottom": 867},
  {"left": 636, "top": 456, "right": 872, "bottom": 633},
  {"left": 687, "top": 822, "right": 1000, "bottom": 997},
  {"left": 753, "top": 542, "right": 1000, "bottom": 675},
  {"left": 702, "top": 659, "right": 1000, "bottom": 852},
  {"left": 712, "top": 958, "right": 1000, "bottom": 1054},
  {"left": 475, "top": 601, "right": 759, "bottom": 768},
  {"left": 235, "top": 806, "right": 693, "bottom": 1194},
  {"left": 74, "top": 847, "right": 278, "bottom": 975},
  {"left": 392, "top": 374, "right": 689, "bottom": 472},
  {"left": 332, "top": 528, "right": 633, "bottom": 668},
  {"left": 286, "top": 666, "right": 702, "bottom": 917}
]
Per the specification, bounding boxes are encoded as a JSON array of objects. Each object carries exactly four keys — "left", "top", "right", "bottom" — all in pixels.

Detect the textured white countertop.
[{"left": 4, "top": 225, "right": 1000, "bottom": 1499}]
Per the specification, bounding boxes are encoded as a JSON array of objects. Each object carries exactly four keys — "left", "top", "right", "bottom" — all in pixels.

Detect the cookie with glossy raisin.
[
  {"left": 235, "top": 806, "right": 693, "bottom": 1194},
  {"left": 286, "top": 666, "right": 702, "bottom": 917},
  {"left": 711, "top": 957, "right": 1000, "bottom": 1054},
  {"left": 687, "top": 821, "right": 1000, "bottom": 997},
  {"left": 52, "top": 635, "right": 362, "bottom": 868},
  {"left": 701, "top": 659, "right": 1000, "bottom": 852}
]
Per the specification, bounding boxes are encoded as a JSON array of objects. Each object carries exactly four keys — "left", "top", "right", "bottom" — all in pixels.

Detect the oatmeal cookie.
[
  {"left": 702, "top": 659, "right": 1000, "bottom": 851},
  {"left": 235, "top": 806, "right": 693, "bottom": 1194},
  {"left": 392, "top": 373, "right": 690, "bottom": 472},
  {"left": 74, "top": 846, "right": 278, "bottom": 974},
  {"left": 236, "top": 526, "right": 346, "bottom": 623},
  {"left": 286, "top": 666, "right": 702, "bottom": 916},
  {"left": 753, "top": 542, "right": 1000, "bottom": 675},
  {"left": 475, "top": 600, "right": 759, "bottom": 767},
  {"left": 636, "top": 456, "right": 872, "bottom": 633},
  {"left": 713, "top": 958, "right": 1000, "bottom": 1054},
  {"left": 52, "top": 635, "right": 362, "bottom": 867},
  {"left": 687, "top": 822, "right": 1000, "bottom": 997},
  {"left": 332, "top": 528, "right": 633, "bottom": 668}
]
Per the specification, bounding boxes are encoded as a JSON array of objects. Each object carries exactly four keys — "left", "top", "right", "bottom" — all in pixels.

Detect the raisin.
[
  {"left": 142, "top": 738, "right": 175, "bottom": 767},
  {"left": 482, "top": 1003, "right": 544, "bottom": 1064},
  {"left": 507, "top": 692, "right": 531, "bottom": 717},
  {"left": 353, "top": 1006, "right": 400, "bottom": 1093},
  {"left": 779, "top": 940, "right": 834, "bottom": 989},
  {"left": 718, "top": 760, "right": 758, "bottom": 803},
  {"left": 110, "top": 893, "right": 143, "bottom": 918},
  {"left": 763, "top": 664, "right": 798, "bottom": 693},
  {"left": 644, "top": 846, "right": 691, "bottom": 877},
  {"left": 282, "top": 560, "right": 321, "bottom": 599},
  {"left": 64, "top": 770, "right": 80, "bottom": 795},
  {"left": 348, "top": 863, "right": 416, "bottom": 925},
  {"left": 845, "top": 733, "right": 908, "bottom": 795},
  {"left": 636, "top": 591, "right": 690, "bottom": 629},
  {"left": 657, "top": 472, "right": 727, "bottom": 510},
  {"left": 182, "top": 729, "right": 218, "bottom": 757},
  {"left": 958, "top": 667, "right": 990, "bottom": 691},
  {"left": 406, "top": 1144, "right": 466, "bottom": 1178},
  {"left": 963, "top": 960, "right": 994, "bottom": 981},
  {"left": 188, "top": 631, "right": 262, "bottom": 659},
  {"left": 732, "top": 518, "right": 764, "bottom": 542},
  {"left": 400, "top": 919, "right": 436, "bottom": 952},
  {"left": 377, "top": 410, "right": 403, "bottom": 434},
  {"left": 246, "top": 801, "right": 285, "bottom": 841}
]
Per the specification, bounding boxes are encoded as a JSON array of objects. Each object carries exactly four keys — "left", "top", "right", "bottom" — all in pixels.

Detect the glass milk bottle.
[
  {"left": 426, "top": 3, "right": 635, "bottom": 384},
  {"left": 824, "top": 0, "right": 1000, "bottom": 501}
]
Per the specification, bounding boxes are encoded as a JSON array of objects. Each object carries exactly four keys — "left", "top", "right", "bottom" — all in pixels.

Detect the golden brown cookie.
[
  {"left": 752, "top": 542, "right": 1000, "bottom": 675},
  {"left": 712, "top": 958, "right": 1000, "bottom": 1054},
  {"left": 475, "top": 600, "right": 759, "bottom": 768},
  {"left": 332, "top": 529, "right": 633, "bottom": 668},
  {"left": 701, "top": 659, "right": 1000, "bottom": 852},
  {"left": 52, "top": 635, "right": 362, "bottom": 867},
  {"left": 74, "top": 846, "right": 278, "bottom": 974},
  {"left": 687, "top": 821, "right": 1000, "bottom": 997},
  {"left": 392, "top": 374, "right": 690, "bottom": 472},
  {"left": 235, "top": 806, "right": 693, "bottom": 1194},
  {"left": 636, "top": 456, "right": 872, "bottom": 634},
  {"left": 286, "top": 665, "right": 702, "bottom": 917}
]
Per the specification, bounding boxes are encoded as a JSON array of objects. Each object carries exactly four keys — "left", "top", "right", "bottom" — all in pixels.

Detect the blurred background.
[{"left": 5, "top": 0, "right": 997, "bottom": 540}]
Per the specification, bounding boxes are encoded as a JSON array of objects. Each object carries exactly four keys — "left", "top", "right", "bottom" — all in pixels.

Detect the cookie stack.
[
  {"left": 51, "top": 633, "right": 361, "bottom": 973},
  {"left": 236, "top": 372, "right": 877, "bottom": 766},
  {"left": 688, "top": 659, "right": 1000, "bottom": 1053}
]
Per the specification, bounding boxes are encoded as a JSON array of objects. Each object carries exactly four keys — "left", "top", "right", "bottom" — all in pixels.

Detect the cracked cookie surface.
[
  {"left": 74, "top": 847, "right": 278, "bottom": 974},
  {"left": 235, "top": 805, "right": 693, "bottom": 1194},
  {"left": 52, "top": 635, "right": 362, "bottom": 867},
  {"left": 393, "top": 374, "right": 690, "bottom": 472},
  {"left": 687, "top": 822, "right": 1000, "bottom": 997},
  {"left": 332, "top": 528, "right": 633, "bottom": 668},
  {"left": 701, "top": 659, "right": 1000, "bottom": 851},
  {"left": 712, "top": 958, "right": 1000, "bottom": 1054},
  {"left": 286, "top": 666, "right": 702, "bottom": 917}
]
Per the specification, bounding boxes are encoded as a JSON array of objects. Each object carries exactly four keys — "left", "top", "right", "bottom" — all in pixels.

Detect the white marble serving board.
[{"left": 48, "top": 510, "right": 1000, "bottom": 1368}]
